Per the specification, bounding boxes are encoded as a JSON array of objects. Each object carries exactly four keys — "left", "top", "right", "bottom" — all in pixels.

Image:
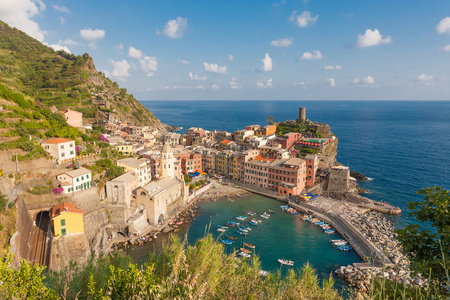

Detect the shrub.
[{"left": 53, "top": 187, "right": 64, "bottom": 195}]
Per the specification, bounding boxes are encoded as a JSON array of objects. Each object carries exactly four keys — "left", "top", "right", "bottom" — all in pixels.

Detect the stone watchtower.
[
  {"left": 296, "top": 107, "right": 306, "bottom": 123},
  {"left": 161, "top": 143, "right": 174, "bottom": 179}
]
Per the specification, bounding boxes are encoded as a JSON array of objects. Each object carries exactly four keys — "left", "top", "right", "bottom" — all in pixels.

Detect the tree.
[
  {"left": 268, "top": 116, "right": 274, "bottom": 125},
  {"left": 396, "top": 186, "right": 450, "bottom": 284}
]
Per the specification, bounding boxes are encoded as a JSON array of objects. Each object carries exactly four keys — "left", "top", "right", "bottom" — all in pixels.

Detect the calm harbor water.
[{"left": 123, "top": 193, "right": 360, "bottom": 292}]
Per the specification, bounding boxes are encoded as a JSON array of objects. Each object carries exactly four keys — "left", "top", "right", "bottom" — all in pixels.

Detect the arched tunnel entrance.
[{"left": 30, "top": 210, "right": 51, "bottom": 267}]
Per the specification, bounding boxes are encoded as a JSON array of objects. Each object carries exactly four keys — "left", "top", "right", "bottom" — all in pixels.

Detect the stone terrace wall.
[{"left": 10, "top": 197, "right": 33, "bottom": 268}]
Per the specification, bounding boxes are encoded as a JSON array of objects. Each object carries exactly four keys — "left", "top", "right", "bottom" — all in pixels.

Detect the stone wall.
[
  {"left": 10, "top": 197, "right": 33, "bottom": 268},
  {"left": 50, "top": 233, "right": 90, "bottom": 272}
]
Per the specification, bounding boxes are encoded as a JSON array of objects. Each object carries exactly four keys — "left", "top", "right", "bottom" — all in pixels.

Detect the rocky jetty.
[
  {"left": 350, "top": 171, "right": 369, "bottom": 181},
  {"left": 336, "top": 211, "right": 426, "bottom": 292}
]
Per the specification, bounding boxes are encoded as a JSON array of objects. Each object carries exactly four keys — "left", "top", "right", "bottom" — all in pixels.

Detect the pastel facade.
[
  {"left": 117, "top": 158, "right": 151, "bottom": 186},
  {"left": 244, "top": 155, "right": 274, "bottom": 188},
  {"left": 305, "top": 154, "right": 319, "bottom": 187},
  {"left": 268, "top": 158, "right": 306, "bottom": 196},
  {"left": 42, "top": 138, "right": 76, "bottom": 163},
  {"left": 61, "top": 109, "right": 83, "bottom": 128},
  {"left": 116, "top": 144, "right": 134, "bottom": 155},
  {"left": 106, "top": 171, "right": 140, "bottom": 206},
  {"left": 51, "top": 202, "right": 84, "bottom": 237},
  {"left": 272, "top": 132, "right": 301, "bottom": 149},
  {"left": 56, "top": 167, "right": 92, "bottom": 193}
]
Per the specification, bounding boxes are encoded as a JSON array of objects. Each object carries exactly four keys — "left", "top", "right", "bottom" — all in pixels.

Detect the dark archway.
[{"left": 35, "top": 210, "right": 50, "bottom": 231}]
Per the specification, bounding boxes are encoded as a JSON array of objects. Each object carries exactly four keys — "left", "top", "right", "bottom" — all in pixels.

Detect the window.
[
  {"left": 76, "top": 178, "right": 79, "bottom": 182},
  {"left": 61, "top": 145, "right": 64, "bottom": 149},
  {"left": 61, "top": 219, "right": 66, "bottom": 226},
  {"left": 70, "top": 151, "right": 74, "bottom": 155},
  {"left": 62, "top": 228, "right": 66, "bottom": 236},
  {"left": 81, "top": 176, "right": 84, "bottom": 180},
  {"left": 86, "top": 174, "right": 89, "bottom": 178},
  {"left": 61, "top": 153, "right": 65, "bottom": 157}
]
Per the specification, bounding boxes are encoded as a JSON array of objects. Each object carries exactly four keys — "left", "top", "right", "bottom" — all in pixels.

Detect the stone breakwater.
[{"left": 335, "top": 211, "right": 426, "bottom": 292}]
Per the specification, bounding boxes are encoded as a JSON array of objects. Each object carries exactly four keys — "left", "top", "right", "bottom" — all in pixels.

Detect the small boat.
[
  {"left": 260, "top": 214, "right": 269, "bottom": 219},
  {"left": 258, "top": 270, "right": 269, "bottom": 276},
  {"left": 217, "top": 228, "right": 226, "bottom": 232},
  {"left": 325, "top": 229, "right": 335, "bottom": 234},
  {"left": 176, "top": 221, "right": 183, "bottom": 225},
  {"left": 331, "top": 239, "right": 346, "bottom": 244},
  {"left": 252, "top": 219, "right": 262, "bottom": 223},
  {"left": 230, "top": 221, "right": 240, "bottom": 225},
  {"left": 236, "top": 216, "right": 247, "bottom": 221},
  {"left": 238, "top": 227, "right": 248, "bottom": 233},
  {"left": 225, "top": 222, "right": 236, "bottom": 227},
  {"left": 241, "top": 225, "right": 251, "bottom": 231},
  {"left": 236, "top": 230, "right": 247, "bottom": 235},
  {"left": 236, "top": 194, "right": 241, "bottom": 198},
  {"left": 247, "top": 211, "right": 256, "bottom": 216},
  {"left": 244, "top": 243, "right": 255, "bottom": 249},
  {"left": 238, "top": 252, "right": 251, "bottom": 258},
  {"left": 338, "top": 246, "right": 351, "bottom": 252},
  {"left": 248, "top": 220, "right": 258, "bottom": 226},
  {"left": 268, "top": 209, "right": 275, "bottom": 214},
  {"left": 278, "top": 259, "right": 294, "bottom": 266},
  {"left": 280, "top": 205, "right": 289, "bottom": 210},
  {"left": 221, "top": 239, "right": 233, "bottom": 245},
  {"left": 226, "top": 235, "right": 237, "bottom": 241},
  {"left": 240, "top": 248, "right": 252, "bottom": 254},
  {"left": 218, "top": 225, "right": 228, "bottom": 229}
]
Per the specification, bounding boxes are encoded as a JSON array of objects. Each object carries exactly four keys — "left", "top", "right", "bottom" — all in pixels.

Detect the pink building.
[
  {"left": 244, "top": 155, "right": 274, "bottom": 188},
  {"left": 238, "top": 149, "right": 259, "bottom": 181},
  {"left": 61, "top": 109, "right": 83, "bottom": 128},
  {"left": 304, "top": 154, "right": 319, "bottom": 187},
  {"left": 271, "top": 132, "right": 301, "bottom": 149},
  {"left": 268, "top": 158, "right": 306, "bottom": 196}
]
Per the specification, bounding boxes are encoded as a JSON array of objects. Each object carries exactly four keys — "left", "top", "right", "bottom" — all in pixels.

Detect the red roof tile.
[
  {"left": 42, "top": 138, "right": 74, "bottom": 144},
  {"left": 51, "top": 202, "right": 84, "bottom": 219}
]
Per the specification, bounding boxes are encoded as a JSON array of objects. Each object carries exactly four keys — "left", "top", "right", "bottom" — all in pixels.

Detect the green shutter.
[
  {"left": 62, "top": 228, "right": 66, "bottom": 236},
  {"left": 61, "top": 219, "right": 66, "bottom": 226}
]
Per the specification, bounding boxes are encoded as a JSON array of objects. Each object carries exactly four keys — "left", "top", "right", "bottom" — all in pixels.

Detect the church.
[{"left": 135, "top": 143, "right": 189, "bottom": 226}]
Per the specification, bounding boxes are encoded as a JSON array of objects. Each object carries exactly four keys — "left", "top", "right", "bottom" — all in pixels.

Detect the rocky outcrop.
[{"left": 350, "top": 171, "right": 369, "bottom": 181}]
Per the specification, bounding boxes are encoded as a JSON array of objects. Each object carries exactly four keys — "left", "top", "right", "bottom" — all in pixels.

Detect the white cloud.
[
  {"left": 111, "top": 59, "right": 130, "bottom": 78},
  {"left": 256, "top": 78, "right": 273, "bottom": 88},
  {"left": 80, "top": 28, "right": 105, "bottom": 44},
  {"left": 140, "top": 56, "right": 157, "bottom": 76},
  {"left": 270, "top": 38, "right": 293, "bottom": 47},
  {"left": 127, "top": 46, "right": 157, "bottom": 76},
  {"left": 436, "top": 17, "right": 450, "bottom": 34},
  {"left": 203, "top": 62, "right": 228, "bottom": 74},
  {"left": 417, "top": 73, "right": 433, "bottom": 82},
  {"left": 212, "top": 84, "right": 220, "bottom": 90},
  {"left": 229, "top": 77, "right": 239, "bottom": 89},
  {"left": 326, "top": 78, "right": 335, "bottom": 87},
  {"left": 128, "top": 46, "right": 143, "bottom": 58},
  {"left": 62, "top": 38, "right": 78, "bottom": 45},
  {"left": 262, "top": 53, "right": 272, "bottom": 71},
  {"left": 0, "top": 0, "right": 47, "bottom": 41},
  {"left": 363, "top": 76, "right": 375, "bottom": 84},
  {"left": 59, "top": 16, "right": 66, "bottom": 24},
  {"left": 161, "top": 17, "right": 188, "bottom": 38},
  {"left": 300, "top": 50, "right": 322, "bottom": 60},
  {"left": 444, "top": 45, "right": 450, "bottom": 52},
  {"left": 289, "top": 11, "right": 318, "bottom": 28},
  {"left": 324, "top": 65, "right": 342, "bottom": 70},
  {"left": 116, "top": 44, "right": 124, "bottom": 51},
  {"left": 355, "top": 29, "right": 391, "bottom": 48},
  {"left": 49, "top": 43, "right": 70, "bottom": 53},
  {"left": 189, "top": 72, "right": 207, "bottom": 81},
  {"left": 103, "top": 70, "right": 111, "bottom": 78},
  {"left": 158, "top": 85, "right": 206, "bottom": 91},
  {"left": 228, "top": 54, "right": 234, "bottom": 62},
  {"left": 272, "top": 0, "right": 286, "bottom": 8},
  {"left": 178, "top": 59, "right": 190, "bottom": 65},
  {"left": 352, "top": 78, "right": 360, "bottom": 84},
  {"left": 52, "top": 5, "right": 70, "bottom": 13}
]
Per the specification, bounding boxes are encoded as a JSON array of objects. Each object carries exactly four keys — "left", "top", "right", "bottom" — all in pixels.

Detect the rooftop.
[
  {"left": 111, "top": 171, "right": 138, "bottom": 184},
  {"left": 142, "top": 177, "right": 180, "bottom": 197},
  {"left": 59, "top": 167, "right": 91, "bottom": 178},
  {"left": 118, "top": 158, "right": 145, "bottom": 168},
  {"left": 42, "top": 138, "right": 74, "bottom": 144},
  {"left": 51, "top": 202, "right": 84, "bottom": 219}
]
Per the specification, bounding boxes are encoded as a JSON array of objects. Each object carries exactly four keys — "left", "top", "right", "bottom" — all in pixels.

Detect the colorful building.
[
  {"left": 106, "top": 171, "right": 140, "bottom": 206},
  {"left": 116, "top": 143, "right": 134, "bottom": 155},
  {"left": 271, "top": 132, "right": 301, "bottom": 149},
  {"left": 60, "top": 109, "right": 83, "bottom": 128},
  {"left": 117, "top": 158, "right": 151, "bottom": 186},
  {"left": 244, "top": 155, "right": 275, "bottom": 188},
  {"left": 268, "top": 158, "right": 306, "bottom": 196},
  {"left": 51, "top": 202, "right": 84, "bottom": 237},
  {"left": 41, "top": 138, "right": 76, "bottom": 164},
  {"left": 304, "top": 154, "right": 319, "bottom": 187},
  {"left": 56, "top": 167, "right": 92, "bottom": 193}
]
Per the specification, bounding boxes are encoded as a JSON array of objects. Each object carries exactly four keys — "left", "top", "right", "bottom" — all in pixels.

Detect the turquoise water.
[{"left": 124, "top": 194, "right": 360, "bottom": 292}]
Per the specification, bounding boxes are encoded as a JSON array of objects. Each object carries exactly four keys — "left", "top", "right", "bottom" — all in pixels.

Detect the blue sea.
[{"left": 142, "top": 100, "right": 450, "bottom": 228}]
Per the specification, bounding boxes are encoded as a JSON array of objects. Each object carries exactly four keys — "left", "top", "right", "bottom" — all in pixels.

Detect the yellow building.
[
  {"left": 116, "top": 144, "right": 134, "bottom": 155},
  {"left": 51, "top": 202, "right": 84, "bottom": 237}
]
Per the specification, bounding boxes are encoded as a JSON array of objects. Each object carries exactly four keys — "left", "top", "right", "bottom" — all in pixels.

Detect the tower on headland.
[{"left": 299, "top": 107, "right": 306, "bottom": 122}]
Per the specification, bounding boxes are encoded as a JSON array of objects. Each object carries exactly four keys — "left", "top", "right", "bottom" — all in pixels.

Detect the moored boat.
[
  {"left": 248, "top": 220, "right": 258, "bottom": 226},
  {"left": 244, "top": 243, "right": 255, "bottom": 249},
  {"left": 247, "top": 211, "right": 256, "bottom": 216},
  {"left": 258, "top": 270, "right": 269, "bottom": 276},
  {"left": 268, "top": 209, "right": 275, "bottom": 214},
  {"left": 238, "top": 252, "right": 251, "bottom": 258},
  {"left": 324, "top": 229, "right": 335, "bottom": 234},
  {"left": 236, "top": 216, "right": 247, "bottom": 221},
  {"left": 260, "top": 214, "right": 269, "bottom": 219},
  {"left": 217, "top": 228, "right": 226, "bottom": 232},
  {"left": 278, "top": 259, "right": 294, "bottom": 266},
  {"left": 241, "top": 225, "right": 251, "bottom": 231},
  {"left": 240, "top": 248, "right": 252, "bottom": 254},
  {"left": 221, "top": 239, "right": 233, "bottom": 245},
  {"left": 236, "top": 230, "right": 247, "bottom": 235},
  {"left": 226, "top": 235, "right": 237, "bottom": 241}
]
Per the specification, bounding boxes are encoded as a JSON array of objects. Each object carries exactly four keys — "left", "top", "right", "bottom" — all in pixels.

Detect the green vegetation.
[
  {"left": 397, "top": 186, "right": 450, "bottom": 285},
  {"left": 276, "top": 121, "right": 307, "bottom": 136},
  {"left": 2, "top": 235, "right": 341, "bottom": 299},
  {"left": 89, "top": 158, "right": 125, "bottom": 181}
]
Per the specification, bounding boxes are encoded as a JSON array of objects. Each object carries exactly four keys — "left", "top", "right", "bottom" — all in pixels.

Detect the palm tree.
[{"left": 268, "top": 116, "right": 274, "bottom": 125}]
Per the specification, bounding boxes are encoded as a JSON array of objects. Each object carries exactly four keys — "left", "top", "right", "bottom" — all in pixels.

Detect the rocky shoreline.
[{"left": 336, "top": 211, "right": 426, "bottom": 292}]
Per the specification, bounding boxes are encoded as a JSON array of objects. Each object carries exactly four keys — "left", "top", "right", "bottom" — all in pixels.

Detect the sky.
[{"left": 1, "top": 0, "right": 450, "bottom": 101}]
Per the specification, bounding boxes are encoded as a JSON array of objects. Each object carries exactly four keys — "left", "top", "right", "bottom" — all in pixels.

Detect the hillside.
[{"left": 0, "top": 20, "right": 171, "bottom": 130}]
